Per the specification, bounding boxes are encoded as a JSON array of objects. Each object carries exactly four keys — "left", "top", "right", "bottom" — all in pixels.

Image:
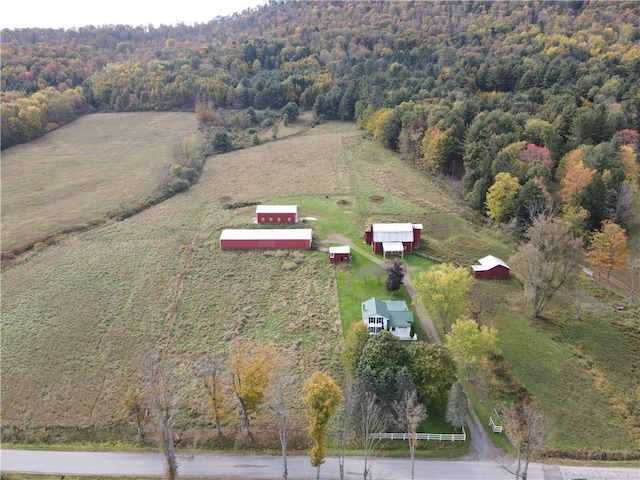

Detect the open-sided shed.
[
  {"left": 472, "top": 255, "right": 510, "bottom": 279},
  {"left": 220, "top": 228, "right": 312, "bottom": 250},
  {"left": 256, "top": 205, "right": 298, "bottom": 224}
]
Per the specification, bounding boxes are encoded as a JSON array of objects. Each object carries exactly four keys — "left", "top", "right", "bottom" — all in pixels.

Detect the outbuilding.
[
  {"left": 256, "top": 205, "right": 298, "bottom": 224},
  {"left": 329, "top": 245, "right": 351, "bottom": 264},
  {"left": 364, "top": 223, "right": 423, "bottom": 256},
  {"left": 472, "top": 255, "right": 510, "bottom": 279},
  {"left": 220, "top": 228, "right": 312, "bottom": 250}
]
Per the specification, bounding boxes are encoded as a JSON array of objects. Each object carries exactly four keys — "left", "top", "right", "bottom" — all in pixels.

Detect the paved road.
[{"left": 2, "top": 449, "right": 639, "bottom": 480}]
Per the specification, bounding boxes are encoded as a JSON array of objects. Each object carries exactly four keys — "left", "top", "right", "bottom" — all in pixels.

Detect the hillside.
[
  {"left": 2, "top": 1, "right": 639, "bottom": 248},
  {"left": 1, "top": 115, "right": 639, "bottom": 457}
]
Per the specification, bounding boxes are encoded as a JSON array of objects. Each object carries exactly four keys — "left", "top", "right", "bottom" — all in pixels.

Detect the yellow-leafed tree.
[
  {"left": 586, "top": 220, "right": 629, "bottom": 283},
  {"left": 302, "top": 371, "right": 342, "bottom": 480},
  {"left": 486, "top": 172, "right": 522, "bottom": 222}
]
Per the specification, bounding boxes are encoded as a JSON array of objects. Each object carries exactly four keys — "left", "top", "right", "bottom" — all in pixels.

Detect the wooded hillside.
[{"left": 2, "top": 1, "right": 639, "bottom": 237}]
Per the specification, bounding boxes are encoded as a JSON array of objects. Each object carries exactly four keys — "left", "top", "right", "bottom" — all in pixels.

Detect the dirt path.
[{"left": 323, "top": 234, "right": 508, "bottom": 462}]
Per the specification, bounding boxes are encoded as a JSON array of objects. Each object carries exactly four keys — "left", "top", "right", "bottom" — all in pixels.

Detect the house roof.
[
  {"left": 220, "top": 228, "right": 312, "bottom": 241},
  {"left": 256, "top": 205, "right": 298, "bottom": 214},
  {"left": 329, "top": 246, "right": 350, "bottom": 254},
  {"left": 362, "top": 297, "right": 414, "bottom": 328},
  {"left": 471, "top": 255, "right": 510, "bottom": 272},
  {"left": 372, "top": 223, "right": 415, "bottom": 242}
]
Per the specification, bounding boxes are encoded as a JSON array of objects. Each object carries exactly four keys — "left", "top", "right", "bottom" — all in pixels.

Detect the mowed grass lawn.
[
  {"left": 1, "top": 112, "right": 199, "bottom": 251},
  {"left": 1, "top": 114, "right": 637, "bottom": 454}
]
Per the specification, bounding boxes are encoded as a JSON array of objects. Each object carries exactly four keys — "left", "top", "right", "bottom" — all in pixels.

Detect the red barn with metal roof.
[
  {"left": 472, "top": 255, "right": 510, "bottom": 279},
  {"left": 364, "top": 223, "right": 423, "bottom": 256},
  {"left": 256, "top": 205, "right": 298, "bottom": 224},
  {"left": 220, "top": 228, "right": 312, "bottom": 250}
]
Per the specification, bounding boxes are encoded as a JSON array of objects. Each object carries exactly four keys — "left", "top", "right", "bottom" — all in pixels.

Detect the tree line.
[{"left": 3, "top": 1, "right": 639, "bottom": 237}]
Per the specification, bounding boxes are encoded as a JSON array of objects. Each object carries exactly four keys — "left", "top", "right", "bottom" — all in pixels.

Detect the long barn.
[{"left": 220, "top": 228, "right": 313, "bottom": 250}]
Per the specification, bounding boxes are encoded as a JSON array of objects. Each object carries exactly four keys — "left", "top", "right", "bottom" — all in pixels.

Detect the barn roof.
[
  {"left": 472, "top": 255, "right": 510, "bottom": 272},
  {"left": 256, "top": 205, "right": 298, "bottom": 214},
  {"left": 329, "top": 245, "right": 350, "bottom": 254},
  {"left": 220, "top": 228, "right": 312, "bottom": 241},
  {"left": 372, "top": 223, "right": 415, "bottom": 242}
]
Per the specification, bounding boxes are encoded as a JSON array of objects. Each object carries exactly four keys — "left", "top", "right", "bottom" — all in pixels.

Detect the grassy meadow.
[
  {"left": 1, "top": 112, "right": 201, "bottom": 252},
  {"left": 1, "top": 114, "right": 638, "bottom": 456}
]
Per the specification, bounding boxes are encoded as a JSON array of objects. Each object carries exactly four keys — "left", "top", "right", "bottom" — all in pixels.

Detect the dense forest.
[{"left": 2, "top": 0, "right": 639, "bottom": 234}]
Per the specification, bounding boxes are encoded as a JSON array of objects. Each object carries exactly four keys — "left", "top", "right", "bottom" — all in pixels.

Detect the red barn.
[
  {"left": 329, "top": 245, "right": 351, "bottom": 264},
  {"left": 220, "top": 228, "right": 312, "bottom": 250},
  {"left": 364, "top": 223, "right": 423, "bottom": 257},
  {"left": 472, "top": 255, "right": 510, "bottom": 279},
  {"left": 256, "top": 205, "right": 298, "bottom": 224}
]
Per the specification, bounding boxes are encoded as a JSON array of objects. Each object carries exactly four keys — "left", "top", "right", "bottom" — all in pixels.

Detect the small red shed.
[
  {"left": 472, "top": 255, "right": 510, "bottom": 279},
  {"left": 256, "top": 205, "right": 298, "bottom": 224},
  {"left": 220, "top": 228, "right": 312, "bottom": 250},
  {"left": 364, "top": 223, "right": 423, "bottom": 255},
  {"left": 329, "top": 245, "right": 351, "bottom": 264}
]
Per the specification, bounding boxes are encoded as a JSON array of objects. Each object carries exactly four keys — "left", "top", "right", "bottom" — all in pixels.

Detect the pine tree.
[
  {"left": 385, "top": 259, "right": 405, "bottom": 294},
  {"left": 445, "top": 381, "right": 468, "bottom": 431}
]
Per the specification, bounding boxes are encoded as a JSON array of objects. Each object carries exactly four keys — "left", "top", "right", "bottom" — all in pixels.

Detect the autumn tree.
[
  {"left": 227, "top": 339, "right": 278, "bottom": 440},
  {"left": 264, "top": 364, "right": 299, "bottom": 480},
  {"left": 385, "top": 259, "right": 405, "bottom": 295},
  {"left": 302, "top": 371, "right": 342, "bottom": 480},
  {"left": 120, "top": 383, "right": 150, "bottom": 444},
  {"left": 406, "top": 342, "right": 457, "bottom": 409},
  {"left": 559, "top": 149, "right": 596, "bottom": 205},
  {"left": 445, "top": 319, "right": 500, "bottom": 381},
  {"left": 392, "top": 389, "right": 426, "bottom": 480},
  {"left": 445, "top": 381, "right": 468, "bottom": 431},
  {"left": 201, "top": 353, "right": 229, "bottom": 438},
  {"left": 499, "top": 399, "right": 552, "bottom": 480},
  {"left": 144, "top": 355, "right": 180, "bottom": 480},
  {"left": 342, "top": 322, "right": 369, "bottom": 378},
  {"left": 413, "top": 263, "right": 473, "bottom": 333},
  {"left": 486, "top": 172, "right": 522, "bottom": 222},
  {"left": 586, "top": 220, "right": 629, "bottom": 283},
  {"left": 353, "top": 384, "right": 389, "bottom": 480},
  {"left": 508, "top": 214, "right": 583, "bottom": 318}
]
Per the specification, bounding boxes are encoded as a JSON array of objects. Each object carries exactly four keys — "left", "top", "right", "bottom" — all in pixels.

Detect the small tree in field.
[
  {"left": 586, "top": 220, "right": 629, "bottom": 283},
  {"left": 385, "top": 259, "right": 405, "bottom": 295},
  {"left": 120, "top": 383, "right": 149, "bottom": 444},
  {"left": 302, "top": 371, "right": 342, "bottom": 480}
]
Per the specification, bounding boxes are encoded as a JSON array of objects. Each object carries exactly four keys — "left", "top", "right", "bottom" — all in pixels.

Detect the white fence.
[
  {"left": 369, "top": 426, "right": 466, "bottom": 442},
  {"left": 489, "top": 416, "right": 503, "bottom": 433}
]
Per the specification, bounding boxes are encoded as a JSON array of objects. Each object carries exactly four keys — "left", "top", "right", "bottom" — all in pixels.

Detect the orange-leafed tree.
[
  {"left": 586, "top": 220, "right": 629, "bottom": 283},
  {"left": 559, "top": 149, "right": 597, "bottom": 205}
]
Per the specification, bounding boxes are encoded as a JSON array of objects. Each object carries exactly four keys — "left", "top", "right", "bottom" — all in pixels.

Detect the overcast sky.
[{"left": 2, "top": 0, "right": 265, "bottom": 29}]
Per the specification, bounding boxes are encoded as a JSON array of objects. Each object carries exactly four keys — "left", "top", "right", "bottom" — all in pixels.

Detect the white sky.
[{"left": 2, "top": 0, "right": 266, "bottom": 29}]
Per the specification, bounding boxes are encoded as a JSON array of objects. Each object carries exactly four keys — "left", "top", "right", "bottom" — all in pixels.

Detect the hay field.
[
  {"left": 1, "top": 112, "right": 198, "bottom": 251},
  {"left": 1, "top": 118, "right": 459, "bottom": 438}
]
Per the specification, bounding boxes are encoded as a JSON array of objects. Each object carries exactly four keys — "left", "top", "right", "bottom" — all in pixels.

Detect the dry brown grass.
[
  {"left": 1, "top": 112, "right": 198, "bottom": 251},
  {"left": 0, "top": 116, "right": 475, "bottom": 445}
]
